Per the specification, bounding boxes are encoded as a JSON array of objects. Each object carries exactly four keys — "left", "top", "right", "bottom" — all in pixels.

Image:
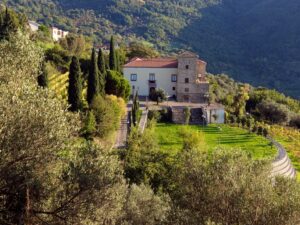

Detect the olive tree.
[
  {"left": 0, "top": 33, "right": 129, "bottom": 225},
  {"left": 0, "top": 32, "right": 43, "bottom": 84},
  {"left": 170, "top": 148, "right": 300, "bottom": 225}
]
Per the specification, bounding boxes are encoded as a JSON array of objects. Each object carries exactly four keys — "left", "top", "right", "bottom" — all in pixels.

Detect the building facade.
[
  {"left": 123, "top": 51, "right": 209, "bottom": 103},
  {"left": 51, "top": 27, "right": 69, "bottom": 41},
  {"left": 28, "top": 21, "right": 40, "bottom": 32}
]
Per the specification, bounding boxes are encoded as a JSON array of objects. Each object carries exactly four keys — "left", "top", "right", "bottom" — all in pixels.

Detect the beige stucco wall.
[{"left": 124, "top": 67, "right": 178, "bottom": 96}]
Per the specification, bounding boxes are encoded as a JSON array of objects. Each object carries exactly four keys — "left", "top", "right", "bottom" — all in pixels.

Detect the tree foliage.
[
  {"left": 68, "top": 56, "right": 82, "bottom": 111},
  {"left": 0, "top": 7, "right": 22, "bottom": 40},
  {"left": 257, "top": 100, "right": 290, "bottom": 124},
  {"left": 37, "top": 61, "right": 49, "bottom": 88},
  {"left": 87, "top": 48, "right": 100, "bottom": 104},
  {"left": 90, "top": 95, "right": 125, "bottom": 138},
  {"left": 127, "top": 42, "right": 160, "bottom": 59},
  {"left": 131, "top": 90, "right": 140, "bottom": 127},
  {"left": 170, "top": 149, "right": 300, "bottom": 225},
  {"left": 149, "top": 88, "right": 167, "bottom": 104},
  {"left": 109, "top": 35, "right": 117, "bottom": 70},
  {"left": 0, "top": 32, "right": 43, "bottom": 84},
  {"left": 105, "top": 70, "right": 130, "bottom": 100},
  {"left": 0, "top": 31, "right": 171, "bottom": 225}
]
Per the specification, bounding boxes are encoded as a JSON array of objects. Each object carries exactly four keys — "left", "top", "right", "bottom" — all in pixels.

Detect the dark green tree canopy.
[
  {"left": 0, "top": 7, "right": 23, "bottom": 40},
  {"left": 37, "top": 61, "right": 49, "bottom": 88},
  {"left": 105, "top": 70, "right": 130, "bottom": 100},
  {"left": 97, "top": 48, "right": 106, "bottom": 74},
  {"left": 97, "top": 49, "right": 106, "bottom": 95},
  {"left": 109, "top": 36, "right": 116, "bottom": 70},
  {"left": 87, "top": 48, "right": 100, "bottom": 104},
  {"left": 68, "top": 56, "right": 82, "bottom": 111}
]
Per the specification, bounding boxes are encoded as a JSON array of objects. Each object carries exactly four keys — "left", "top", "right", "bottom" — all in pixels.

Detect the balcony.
[{"left": 148, "top": 80, "right": 157, "bottom": 88}]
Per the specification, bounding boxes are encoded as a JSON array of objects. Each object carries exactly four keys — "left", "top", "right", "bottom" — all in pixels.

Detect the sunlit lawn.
[{"left": 155, "top": 123, "right": 277, "bottom": 160}]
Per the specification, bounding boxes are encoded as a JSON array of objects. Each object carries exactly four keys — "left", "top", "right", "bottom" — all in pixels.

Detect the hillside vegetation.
[{"left": 6, "top": 0, "right": 300, "bottom": 98}]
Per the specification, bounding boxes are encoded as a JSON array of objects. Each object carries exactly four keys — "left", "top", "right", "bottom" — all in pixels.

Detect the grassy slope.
[{"left": 155, "top": 123, "right": 276, "bottom": 160}]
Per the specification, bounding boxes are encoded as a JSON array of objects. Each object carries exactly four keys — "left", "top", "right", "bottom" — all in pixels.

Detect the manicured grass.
[{"left": 155, "top": 123, "right": 277, "bottom": 159}]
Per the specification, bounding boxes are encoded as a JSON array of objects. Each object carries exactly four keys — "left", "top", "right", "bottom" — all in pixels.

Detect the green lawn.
[{"left": 155, "top": 123, "right": 277, "bottom": 160}]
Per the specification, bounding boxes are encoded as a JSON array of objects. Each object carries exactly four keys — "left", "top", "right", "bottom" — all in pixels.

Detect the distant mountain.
[{"left": 6, "top": 0, "right": 300, "bottom": 98}]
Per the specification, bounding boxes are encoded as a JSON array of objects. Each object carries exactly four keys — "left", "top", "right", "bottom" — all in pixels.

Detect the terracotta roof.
[{"left": 124, "top": 58, "right": 178, "bottom": 68}]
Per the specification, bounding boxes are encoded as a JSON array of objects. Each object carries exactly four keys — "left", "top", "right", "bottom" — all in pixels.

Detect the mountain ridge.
[{"left": 6, "top": 0, "right": 300, "bottom": 98}]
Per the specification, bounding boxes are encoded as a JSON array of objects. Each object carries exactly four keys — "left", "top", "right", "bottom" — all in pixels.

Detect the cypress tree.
[
  {"left": 97, "top": 48, "right": 106, "bottom": 74},
  {"left": 68, "top": 56, "right": 82, "bottom": 111},
  {"left": 97, "top": 49, "right": 106, "bottom": 95},
  {"left": 132, "top": 90, "right": 139, "bottom": 126},
  {"left": 115, "top": 50, "right": 121, "bottom": 73},
  {"left": 87, "top": 48, "right": 100, "bottom": 104},
  {"left": 37, "top": 61, "right": 49, "bottom": 88},
  {"left": 109, "top": 36, "right": 116, "bottom": 70},
  {"left": 0, "top": 8, "right": 19, "bottom": 41}
]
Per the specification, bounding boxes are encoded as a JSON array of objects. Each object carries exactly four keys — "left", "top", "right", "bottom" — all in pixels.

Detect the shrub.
[
  {"left": 252, "top": 125, "right": 258, "bottom": 133},
  {"left": 148, "top": 110, "right": 161, "bottom": 122},
  {"left": 90, "top": 95, "right": 123, "bottom": 137},
  {"left": 257, "top": 100, "right": 290, "bottom": 124},
  {"left": 180, "top": 126, "right": 206, "bottom": 152},
  {"left": 81, "top": 111, "right": 96, "bottom": 140},
  {"left": 148, "top": 108, "right": 172, "bottom": 123},
  {"left": 105, "top": 70, "right": 130, "bottom": 100},
  {"left": 149, "top": 88, "right": 167, "bottom": 104},
  {"left": 263, "top": 128, "right": 269, "bottom": 137},
  {"left": 257, "top": 126, "right": 264, "bottom": 135},
  {"left": 290, "top": 115, "right": 300, "bottom": 129},
  {"left": 172, "top": 148, "right": 300, "bottom": 225},
  {"left": 122, "top": 184, "right": 170, "bottom": 225}
]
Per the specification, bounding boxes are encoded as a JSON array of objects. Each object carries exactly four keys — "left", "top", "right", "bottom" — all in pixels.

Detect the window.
[
  {"left": 149, "top": 73, "right": 155, "bottom": 81},
  {"left": 132, "top": 85, "right": 135, "bottom": 90},
  {"left": 185, "top": 65, "right": 189, "bottom": 69},
  {"left": 130, "top": 74, "right": 137, "bottom": 81},
  {"left": 185, "top": 88, "right": 189, "bottom": 93},
  {"left": 185, "top": 78, "right": 189, "bottom": 83},
  {"left": 172, "top": 87, "right": 176, "bottom": 91},
  {"left": 171, "top": 74, "right": 177, "bottom": 82}
]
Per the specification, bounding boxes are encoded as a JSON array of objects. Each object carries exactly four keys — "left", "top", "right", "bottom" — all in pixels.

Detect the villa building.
[
  {"left": 28, "top": 21, "right": 69, "bottom": 41},
  {"left": 28, "top": 21, "right": 40, "bottom": 32},
  {"left": 124, "top": 51, "right": 225, "bottom": 124},
  {"left": 51, "top": 27, "right": 69, "bottom": 41},
  {"left": 123, "top": 51, "right": 209, "bottom": 103}
]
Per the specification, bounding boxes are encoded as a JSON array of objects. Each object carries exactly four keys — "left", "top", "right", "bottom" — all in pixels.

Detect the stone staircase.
[
  {"left": 114, "top": 111, "right": 130, "bottom": 149},
  {"left": 271, "top": 138, "right": 297, "bottom": 179}
]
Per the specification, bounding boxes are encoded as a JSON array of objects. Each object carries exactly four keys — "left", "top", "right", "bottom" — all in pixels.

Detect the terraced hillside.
[
  {"left": 49, "top": 72, "right": 87, "bottom": 100},
  {"left": 49, "top": 73, "right": 69, "bottom": 99}
]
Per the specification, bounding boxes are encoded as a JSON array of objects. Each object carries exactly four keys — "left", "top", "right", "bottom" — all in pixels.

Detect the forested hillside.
[{"left": 5, "top": 0, "right": 300, "bottom": 98}]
